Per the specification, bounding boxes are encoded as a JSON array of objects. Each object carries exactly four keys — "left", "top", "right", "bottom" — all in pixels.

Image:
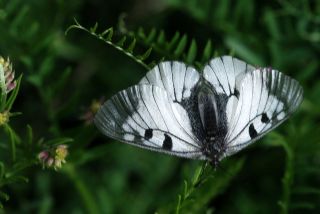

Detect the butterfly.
[{"left": 94, "top": 56, "right": 303, "bottom": 167}]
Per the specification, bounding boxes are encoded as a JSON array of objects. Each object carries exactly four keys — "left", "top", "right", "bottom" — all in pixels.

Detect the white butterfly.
[{"left": 94, "top": 56, "right": 303, "bottom": 166}]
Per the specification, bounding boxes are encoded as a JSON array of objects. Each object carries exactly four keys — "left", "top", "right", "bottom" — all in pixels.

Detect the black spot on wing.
[
  {"left": 261, "top": 113, "right": 270, "bottom": 123},
  {"left": 144, "top": 129, "right": 153, "bottom": 140},
  {"left": 163, "top": 134, "right": 173, "bottom": 150},
  {"left": 249, "top": 124, "right": 258, "bottom": 139}
]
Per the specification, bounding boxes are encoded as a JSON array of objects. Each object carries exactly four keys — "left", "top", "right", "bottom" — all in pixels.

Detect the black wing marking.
[
  {"left": 94, "top": 84, "right": 205, "bottom": 159},
  {"left": 224, "top": 68, "right": 303, "bottom": 157}
]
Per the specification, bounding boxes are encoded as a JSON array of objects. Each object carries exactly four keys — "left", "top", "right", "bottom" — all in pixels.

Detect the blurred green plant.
[
  {"left": 0, "top": 0, "right": 318, "bottom": 213},
  {"left": 0, "top": 57, "right": 73, "bottom": 208}
]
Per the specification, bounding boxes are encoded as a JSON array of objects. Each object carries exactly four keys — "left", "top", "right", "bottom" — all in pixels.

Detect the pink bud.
[
  {"left": 6, "top": 82, "right": 16, "bottom": 93},
  {"left": 46, "top": 157, "right": 54, "bottom": 167},
  {"left": 38, "top": 151, "right": 49, "bottom": 161}
]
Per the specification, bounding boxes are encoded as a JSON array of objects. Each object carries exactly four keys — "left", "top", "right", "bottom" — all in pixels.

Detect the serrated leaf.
[
  {"left": 126, "top": 38, "right": 136, "bottom": 53},
  {"left": 174, "top": 34, "right": 187, "bottom": 57},
  {"left": 202, "top": 40, "right": 212, "bottom": 62},
  {"left": 116, "top": 36, "right": 126, "bottom": 47},
  {"left": 167, "top": 32, "right": 180, "bottom": 51},
  {"left": 5, "top": 74, "right": 22, "bottom": 111},
  {"left": 186, "top": 39, "right": 197, "bottom": 64},
  {"left": 138, "top": 47, "right": 152, "bottom": 61}
]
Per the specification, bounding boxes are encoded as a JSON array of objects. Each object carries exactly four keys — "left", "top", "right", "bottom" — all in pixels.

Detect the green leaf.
[
  {"left": 191, "top": 164, "right": 204, "bottom": 186},
  {"left": 5, "top": 74, "right": 22, "bottom": 111},
  {"left": 146, "top": 28, "right": 156, "bottom": 44},
  {"left": 183, "top": 180, "right": 188, "bottom": 199},
  {"left": 4, "top": 124, "right": 19, "bottom": 162},
  {"left": 137, "top": 27, "right": 146, "bottom": 39},
  {"left": 126, "top": 38, "right": 136, "bottom": 53},
  {"left": 175, "top": 195, "right": 181, "bottom": 214},
  {"left": 174, "top": 34, "right": 187, "bottom": 58},
  {"left": 186, "top": 39, "right": 197, "bottom": 64},
  {"left": 202, "top": 40, "right": 212, "bottom": 62},
  {"left": 293, "top": 186, "right": 320, "bottom": 195},
  {"left": 3, "top": 175, "right": 29, "bottom": 185},
  {"left": 7, "top": 112, "right": 22, "bottom": 117},
  {"left": 26, "top": 124, "right": 33, "bottom": 145},
  {"left": 116, "top": 36, "right": 126, "bottom": 47},
  {"left": 44, "top": 137, "right": 73, "bottom": 146},
  {"left": 0, "top": 191, "right": 9, "bottom": 201},
  {"left": 167, "top": 32, "right": 180, "bottom": 51},
  {"left": 148, "top": 61, "right": 157, "bottom": 69},
  {"left": 101, "top": 27, "right": 113, "bottom": 41},
  {"left": 90, "top": 22, "right": 98, "bottom": 33},
  {"left": 157, "top": 30, "right": 166, "bottom": 45},
  {"left": 138, "top": 47, "right": 152, "bottom": 61},
  {"left": 0, "top": 162, "right": 4, "bottom": 179}
]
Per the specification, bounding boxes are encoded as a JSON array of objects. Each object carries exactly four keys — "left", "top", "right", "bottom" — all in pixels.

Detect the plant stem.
[
  {"left": 279, "top": 143, "right": 294, "bottom": 214},
  {"left": 63, "top": 164, "right": 99, "bottom": 214}
]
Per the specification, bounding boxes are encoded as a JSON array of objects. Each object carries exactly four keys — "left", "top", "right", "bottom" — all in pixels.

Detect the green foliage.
[
  {"left": 66, "top": 19, "right": 155, "bottom": 70},
  {"left": 0, "top": 0, "right": 318, "bottom": 213}
]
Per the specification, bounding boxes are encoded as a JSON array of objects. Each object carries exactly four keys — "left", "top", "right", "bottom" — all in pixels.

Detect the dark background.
[{"left": 0, "top": 0, "right": 319, "bottom": 213}]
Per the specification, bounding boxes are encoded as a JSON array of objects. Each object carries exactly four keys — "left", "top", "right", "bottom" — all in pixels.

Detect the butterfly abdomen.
[{"left": 198, "top": 89, "right": 228, "bottom": 163}]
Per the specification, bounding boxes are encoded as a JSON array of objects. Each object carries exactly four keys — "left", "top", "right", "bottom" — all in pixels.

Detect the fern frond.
[
  {"left": 66, "top": 19, "right": 154, "bottom": 70},
  {"left": 67, "top": 20, "right": 218, "bottom": 71},
  {"left": 171, "top": 159, "right": 244, "bottom": 213},
  {"left": 129, "top": 28, "right": 218, "bottom": 69}
]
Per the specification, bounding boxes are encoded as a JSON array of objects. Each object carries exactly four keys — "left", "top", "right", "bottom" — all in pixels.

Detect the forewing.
[
  {"left": 203, "top": 56, "right": 256, "bottom": 125},
  {"left": 140, "top": 61, "right": 205, "bottom": 142},
  {"left": 139, "top": 61, "right": 200, "bottom": 102},
  {"left": 94, "top": 84, "right": 205, "bottom": 159},
  {"left": 225, "top": 68, "right": 303, "bottom": 156}
]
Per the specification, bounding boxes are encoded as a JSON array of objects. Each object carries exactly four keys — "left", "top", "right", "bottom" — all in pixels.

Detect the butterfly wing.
[
  {"left": 139, "top": 61, "right": 200, "bottom": 103},
  {"left": 224, "top": 68, "right": 303, "bottom": 156},
  {"left": 203, "top": 56, "right": 256, "bottom": 126},
  {"left": 94, "top": 62, "right": 205, "bottom": 159},
  {"left": 139, "top": 61, "right": 206, "bottom": 143}
]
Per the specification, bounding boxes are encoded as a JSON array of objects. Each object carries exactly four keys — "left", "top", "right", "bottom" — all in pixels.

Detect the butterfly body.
[
  {"left": 196, "top": 87, "right": 227, "bottom": 165},
  {"left": 94, "top": 56, "right": 303, "bottom": 165}
]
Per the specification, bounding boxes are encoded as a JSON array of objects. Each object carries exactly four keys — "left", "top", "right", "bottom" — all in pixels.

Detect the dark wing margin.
[
  {"left": 94, "top": 84, "right": 205, "bottom": 159},
  {"left": 224, "top": 68, "right": 303, "bottom": 157}
]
